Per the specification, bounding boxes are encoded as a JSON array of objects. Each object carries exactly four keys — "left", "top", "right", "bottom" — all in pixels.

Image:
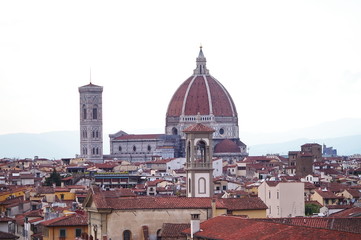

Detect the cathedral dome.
[{"left": 166, "top": 48, "right": 237, "bottom": 118}]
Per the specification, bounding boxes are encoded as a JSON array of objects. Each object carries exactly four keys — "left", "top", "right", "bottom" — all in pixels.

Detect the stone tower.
[
  {"left": 184, "top": 120, "right": 214, "bottom": 197},
  {"left": 79, "top": 82, "right": 103, "bottom": 162}
]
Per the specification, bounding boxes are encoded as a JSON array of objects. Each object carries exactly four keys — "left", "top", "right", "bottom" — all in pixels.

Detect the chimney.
[
  {"left": 190, "top": 214, "right": 200, "bottom": 238},
  {"left": 211, "top": 198, "right": 216, "bottom": 218}
]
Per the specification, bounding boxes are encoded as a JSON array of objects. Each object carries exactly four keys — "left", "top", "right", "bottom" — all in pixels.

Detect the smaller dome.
[{"left": 214, "top": 139, "right": 241, "bottom": 153}]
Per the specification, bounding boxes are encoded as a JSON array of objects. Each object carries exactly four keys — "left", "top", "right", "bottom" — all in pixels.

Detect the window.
[
  {"left": 82, "top": 130, "right": 87, "bottom": 139},
  {"left": 219, "top": 128, "right": 224, "bottom": 135},
  {"left": 172, "top": 127, "right": 178, "bottom": 135},
  {"left": 147, "top": 145, "right": 151, "bottom": 151},
  {"left": 277, "top": 191, "right": 279, "bottom": 199},
  {"left": 75, "top": 229, "right": 82, "bottom": 238},
  {"left": 133, "top": 146, "right": 136, "bottom": 152},
  {"left": 196, "top": 140, "right": 206, "bottom": 162},
  {"left": 60, "top": 194, "right": 64, "bottom": 200},
  {"left": 188, "top": 178, "right": 191, "bottom": 193},
  {"left": 269, "top": 191, "right": 271, "bottom": 199},
  {"left": 123, "top": 230, "right": 131, "bottom": 240},
  {"left": 92, "top": 107, "right": 97, "bottom": 119},
  {"left": 59, "top": 229, "right": 66, "bottom": 238},
  {"left": 118, "top": 146, "right": 122, "bottom": 152},
  {"left": 82, "top": 105, "right": 87, "bottom": 119},
  {"left": 222, "top": 185, "right": 227, "bottom": 190}
]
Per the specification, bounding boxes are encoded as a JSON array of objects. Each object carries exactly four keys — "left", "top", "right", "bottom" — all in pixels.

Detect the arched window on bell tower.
[
  {"left": 196, "top": 140, "right": 206, "bottom": 163},
  {"left": 82, "top": 105, "right": 87, "bottom": 120},
  {"left": 183, "top": 122, "right": 215, "bottom": 198},
  {"left": 92, "top": 105, "right": 98, "bottom": 119}
]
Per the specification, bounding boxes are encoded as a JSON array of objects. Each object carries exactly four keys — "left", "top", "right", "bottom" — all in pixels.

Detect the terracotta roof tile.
[
  {"left": 114, "top": 134, "right": 164, "bottom": 140},
  {"left": 41, "top": 213, "right": 87, "bottom": 227},
  {"left": 330, "top": 207, "right": 361, "bottom": 217},
  {"left": 259, "top": 217, "right": 361, "bottom": 234},
  {"left": 91, "top": 187, "right": 266, "bottom": 211},
  {"left": 161, "top": 223, "right": 189, "bottom": 239},
  {"left": 183, "top": 216, "right": 361, "bottom": 239}
]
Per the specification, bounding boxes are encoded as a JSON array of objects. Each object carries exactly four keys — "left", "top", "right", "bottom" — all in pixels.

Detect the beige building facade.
[
  {"left": 258, "top": 181, "right": 305, "bottom": 218},
  {"left": 84, "top": 186, "right": 267, "bottom": 240}
]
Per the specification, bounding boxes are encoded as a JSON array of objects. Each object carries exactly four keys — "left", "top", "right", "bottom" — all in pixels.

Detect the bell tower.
[
  {"left": 184, "top": 121, "right": 214, "bottom": 197},
  {"left": 79, "top": 82, "right": 103, "bottom": 163}
]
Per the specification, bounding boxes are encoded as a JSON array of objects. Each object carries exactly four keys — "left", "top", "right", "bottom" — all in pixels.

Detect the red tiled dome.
[
  {"left": 166, "top": 48, "right": 237, "bottom": 118},
  {"left": 214, "top": 139, "right": 241, "bottom": 153}
]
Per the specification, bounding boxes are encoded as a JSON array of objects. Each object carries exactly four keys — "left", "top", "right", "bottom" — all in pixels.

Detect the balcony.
[{"left": 185, "top": 162, "right": 212, "bottom": 169}]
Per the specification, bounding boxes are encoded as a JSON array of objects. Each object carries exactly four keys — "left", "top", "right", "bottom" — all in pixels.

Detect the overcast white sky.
[{"left": 1, "top": 0, "right": 361, "bottom": 140}]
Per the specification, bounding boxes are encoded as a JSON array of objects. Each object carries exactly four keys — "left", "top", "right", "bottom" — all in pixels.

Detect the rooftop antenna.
[{"left": 89, "top": 67, "right": 92, "bottom": 84}]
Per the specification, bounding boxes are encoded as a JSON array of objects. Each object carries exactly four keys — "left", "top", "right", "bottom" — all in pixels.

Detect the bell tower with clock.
[{"left": 79, "top": 82, "right": 103, "bottom": 162}]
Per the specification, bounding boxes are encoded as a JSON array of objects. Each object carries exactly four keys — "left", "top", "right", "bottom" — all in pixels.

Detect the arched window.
[
  {"left": 196, "top": 140, "right": 206, "bottom": 162},
  {"left": 96, "top": 130, "right": 99, "bottom": 138},
  {"left": 133, "top": 146, "right": 136, "bottom": 152},
  {"left": 147, "top": 145, "right": 151, "bottom": 151},
  {"left": 92, "top": 131, "right": 95, "bottom": 138},
  {"left": 172, "top": 127, "right": 178, "bottom": 135},
  {"left": 96, "top": 148, "right": 99, "bottom": 155},
  {"left": 188, "top": 178, "right": 191, "bottom": 193},
  {"left": 92, "top": 105, "right": 98, "bottom": 119},
  {"left": 82, "top": 105, "right": 87, "bottom": 119},
  {"left": 118, "top": 146, "right": 122, "bottom": 152},
  {"left": 198, "top": 177, "right": 206, "bottom": 194},
  {"left": 92, "top": 148, "right": 95, "bottom": 155},
  {"left": 83, "top": 130, "right": 87, "bottom": 138},
  {"left": 156, "top": 229, "right": 162, "bottom": 240},
  {"left": 123, "top": 230, "right": 131, "bottom": 240},
  {"left": 187, "top": 141, "right": 191, "bottom": 161}
]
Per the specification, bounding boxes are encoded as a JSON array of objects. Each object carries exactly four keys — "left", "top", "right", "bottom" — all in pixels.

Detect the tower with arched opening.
[
  {"left": 79, "top": 82, "right": 103, "bottom": 162},
  {"left": 184, "top": 121, "right": 214, "bottom": 197}
]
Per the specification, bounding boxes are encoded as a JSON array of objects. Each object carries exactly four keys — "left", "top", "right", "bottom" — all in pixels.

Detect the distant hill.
[
  {"left": 0, "top": 131, "right": 79, "bottom": 159},
  {"left": 0, "top": 118, "right": 360, "bottom": 159},
  {"left": 248, "top": 135, "right": 361, "bottom": 156}
]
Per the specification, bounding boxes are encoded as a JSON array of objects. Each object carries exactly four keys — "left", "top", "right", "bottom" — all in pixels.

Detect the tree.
[
  {"left": 45, "top": 168, "right": 62, "bottom": 186},
  {"left": 305, "top": 203, "right": 320, "bottom": 216}
]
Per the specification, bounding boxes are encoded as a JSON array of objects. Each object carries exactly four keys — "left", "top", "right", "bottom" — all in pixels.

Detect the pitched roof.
[
  {"left": 315, "top": 189, "right": 340, "bottom": 199},
  {"left": 258, "top": 217, "right": 361, "bottom": 234},
  {"left": 330, "top": 207, "right": 361, "bottom": 218},
  {"left": 0, "top": 231, "right": 19, "bottom": 239},
  {"left": 90, "top": 187, "right": 266, "bottom": 211},
  {"left": 41, "top": 213, "right": 87, "bottom": 227},
  {"left": 161, "top": 223, "right": 189, "bottom": 239},
  {"left": 216, "top": 197, "right": 267, "bottom": 210},
  {"left": 183, "top": 216, "right": 361, "bottom": 239},
  {"left": 114, "top": 134, "right": 164, "bottom": 140}
]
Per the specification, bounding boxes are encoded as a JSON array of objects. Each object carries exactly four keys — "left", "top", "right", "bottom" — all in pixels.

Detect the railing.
[{"left": 185, "top": 162, "right": 212, "bottom": 169}]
